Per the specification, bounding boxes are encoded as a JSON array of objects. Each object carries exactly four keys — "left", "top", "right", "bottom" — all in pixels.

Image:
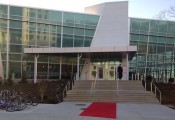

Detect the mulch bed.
[
  {"left": 142, "top": 81, "right": 175, "bottom": 106},
  {"left": 0, "top": 80, "right": 69, "bottom": 104}
]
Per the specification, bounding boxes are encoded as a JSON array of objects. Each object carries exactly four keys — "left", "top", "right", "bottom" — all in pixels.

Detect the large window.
[
  {"left": 9, "top": 29, "right": 22, "bottom": 44},
  {"left": 74, "top": 36, "right": 84, "bottom": 47},
  {"left": 62, "top": 34, "right": 73, "bottom": 47},
  {"left": 10, "top": 6, "right": 22, "bottom": 20},
  {"left": 0, "top": 5, "right": 8, "bottom": 18},
  {"left": 63, "top": 12, "right": 74, "bottom": 26}
]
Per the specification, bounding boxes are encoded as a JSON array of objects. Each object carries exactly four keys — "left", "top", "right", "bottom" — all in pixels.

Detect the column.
[
  {"left": 122, "top": 53, "right": 129, "bottom": 80},
  {"left": 34, "top": 54, "right": 39, "bottom": 83}
]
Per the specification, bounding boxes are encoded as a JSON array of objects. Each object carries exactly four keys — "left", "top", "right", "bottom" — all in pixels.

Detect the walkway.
[{"left": 0, "top": 102, "right": 175, "bottom": 120}]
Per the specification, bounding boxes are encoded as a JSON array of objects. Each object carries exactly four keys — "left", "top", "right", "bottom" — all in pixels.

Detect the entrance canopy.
[{"left": 24, "top": 46, "right": 137, "bottom": 61}]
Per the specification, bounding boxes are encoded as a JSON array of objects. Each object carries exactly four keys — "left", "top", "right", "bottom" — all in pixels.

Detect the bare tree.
[
  {"left": 154, "top": 5, "right": 175, "bottom": 20},
  {"left": 38, "top": 80, "right": 48, "bottom": 101}
]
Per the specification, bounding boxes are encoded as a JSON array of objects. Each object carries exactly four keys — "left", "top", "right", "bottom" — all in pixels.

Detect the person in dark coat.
[{"left": 117, "top": 64, "right": 123, "bottom": 80}]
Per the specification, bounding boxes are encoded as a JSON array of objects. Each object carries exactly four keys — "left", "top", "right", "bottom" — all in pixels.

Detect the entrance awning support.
[
  {"left": 34, "top": 54, "right": 39, "bottom": 83},
  {"left": 76, "top": 53, "right": 82, "bottom": 80}
]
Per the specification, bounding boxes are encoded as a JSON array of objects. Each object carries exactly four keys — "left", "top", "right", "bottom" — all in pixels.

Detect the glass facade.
[
  {"left": 130, "top": 18, "right": 175, "bottom": 81},
  {"left": 1, "top": 4, "right": 175, "bottom": 81},
  {"left": 0, "top": 5, "right": 99, "bottom": 79}
]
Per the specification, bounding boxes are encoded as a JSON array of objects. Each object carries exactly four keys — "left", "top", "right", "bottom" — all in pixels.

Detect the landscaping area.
[
  {"left": 142, "top": 77, "right": 175, "bottom": 107},
  {"left": 0, "top": 79, "right": 73, "bottom": 104}
]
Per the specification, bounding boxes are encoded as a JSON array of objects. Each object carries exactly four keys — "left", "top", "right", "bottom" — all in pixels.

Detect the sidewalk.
[{"left": 0, "top": 102, "right": 175, "bottom": 120}]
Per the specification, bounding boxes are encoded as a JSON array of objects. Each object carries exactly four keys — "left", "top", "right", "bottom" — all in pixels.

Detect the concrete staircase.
[{"left": 64, "top": 80, "right": 160, "bottom": 104}]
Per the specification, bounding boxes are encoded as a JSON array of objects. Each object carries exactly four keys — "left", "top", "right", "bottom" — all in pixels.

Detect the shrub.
[
  {"left": 168, "top": 78, "right": 174, "bottom": 84},
  {"left": 4, "top": 78, "right": 14, "bottom": 86},
  {"left": 19, "top": 73, "right": 28, "bottom": 84},
  {"left": 145, "top": 75, "right": 153, "bottom": 83},
  {"left": 46, "top": 97, "right": 57, "bottom": 104},
  {"left": 38, "top": 80, "right": 48, "bottom": 102}
]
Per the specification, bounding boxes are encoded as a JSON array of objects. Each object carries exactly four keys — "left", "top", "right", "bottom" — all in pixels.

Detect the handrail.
[
  {"left": 151, "top": 82, "right": 162, "bottom": 103},
  {"left": 62, "top": 79, "right": 75, "bottom": 99}
]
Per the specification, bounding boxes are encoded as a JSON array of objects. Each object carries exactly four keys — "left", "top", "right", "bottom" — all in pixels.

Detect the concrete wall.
[{"left": 85, "top": 1, "right": 129, "bottom": 47}]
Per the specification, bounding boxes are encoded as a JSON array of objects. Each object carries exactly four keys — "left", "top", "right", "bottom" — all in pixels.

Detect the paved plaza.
[{"left": 0, "top": 102, "right": 175, "bottom": 120}]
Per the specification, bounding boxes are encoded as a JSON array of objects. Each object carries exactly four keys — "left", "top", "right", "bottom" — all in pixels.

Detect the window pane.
[
  {"left": 140, "top": 19, "right": 149, "bottom": 34},
  {"left": 167, "top": 22, "right": 175, "bottom": 35},
  {"left": 166, "top": 37, "right": 175, "bottom": 44},
  {"left": 157, "top": 37, "right": 166, "bottom": 43},
  {"left": 158, "top": 21, "right": 167, "bottom": 34},
  {"left": 85, "top": 14, "right": 99, "bottom": 26},
  {"left": 49, "top": 11, "right": 62, "bottom": 24},
  {"left": 139, "top": 35, "right": 148, "bottom": 42},
  {"left": 157, "top": 44, "right": 165, "bottom": 53},
  {"left": 149, "top": 36, "right": 157, "bottom": 42},
  {"left": 29, "top": 30, "right": 36, "bottom": 45},
  {"left": 150, "top": 20, "right": 159, "bottom": 34},
  {"left": 37, "top": 32, "right": 49, "bottom": 46},
  {"left": 63, "top": 27, "right": 74, "bottom": 35},
  {"left": 50, "top": 25, "right": 57, "bottom": 33},
  {"left": 10, "top": 44, "right": 22, "bottom": 53},
  {"left": 63, "top": 12, "right": 74, "bottom": 26},
  {"left": 138, "top": 42, "right": 147, "bottom": 53},
  {"left": 50, "top": 33, "right": 57, "bottom": 47},
  {"left": 10, "top": 20, "right": 22, "bottom": 29},
  {"left": 0, "top": 28, "right": 7, "bottom": 43},
  {"left": 84, "top": 37, "right": 92, "bottom": 47},
  {"left": 9, "top": 29, "right": 22, "bottom": 44},
  {"left": 85, "top": 29, "right": 95, "bottom": 36},
  {"left": 10, "top": 6, "right": 22, "bottom": 20},
  {"left": 74, "top": 36, "right": 84, "bottom": 47},
  {"left": 74, "top": 28, "right": 84, "bottom": 36},
  {"left": 62, "top": 35, "right": 73, "bottom": 47},
  {"left": 148, "top": 43, "right": 156, "bottom": 54},
  {"left": 130, "top": 34, "right": 139, "bottom": 41},
  {"left": 0, "top": 19, "right": 7, "bottom": 27},
  {"left": 9, "top": 54, "right": 21, "bottom": 61},
  {"left": 9, "top": 62, "right": 21, "bottom": 79},
  {"left": 0, "top": 5, "right": 8, "bottom": 18},
  {"left": 130, "top": 18, "right": 140, "bottom": 30},
  {"left": 29, "top": 22, "right": 36, "bottom": 31},
  {"left": 29, "top": 8, "right": 36, "bottom": 18},
  {"left": 75, "top": 13, "right": 85, "bottom": 28},
  {"left": 56, "top": 34, "right": 61, "bottom": 47}
]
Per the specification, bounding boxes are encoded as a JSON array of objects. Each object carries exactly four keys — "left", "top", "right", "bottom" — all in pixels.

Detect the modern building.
[{"left": 0, "top": 1, "right": 175, "bottom": 82}]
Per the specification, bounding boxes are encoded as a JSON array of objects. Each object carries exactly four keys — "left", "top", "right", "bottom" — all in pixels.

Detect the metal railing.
[
  {"left": 151, "top": 82, "right": 162, "bottom": 103},
  {"left": 62, "top": 79, "right": 75, "bottom": 99}
]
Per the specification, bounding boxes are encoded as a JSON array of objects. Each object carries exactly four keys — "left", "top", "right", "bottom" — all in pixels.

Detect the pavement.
[{"left": 0, "top": 102, "right": 175, "bottom": 120}]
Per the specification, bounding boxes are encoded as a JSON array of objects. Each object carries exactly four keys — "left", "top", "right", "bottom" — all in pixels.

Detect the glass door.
[{"left": 98, "top": 66, "right": 103, "bottom": 80}]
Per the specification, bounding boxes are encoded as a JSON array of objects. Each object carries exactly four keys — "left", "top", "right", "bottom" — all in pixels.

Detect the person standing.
[{"left": 117, "top": 64, "right": 123, "bottom": 80}]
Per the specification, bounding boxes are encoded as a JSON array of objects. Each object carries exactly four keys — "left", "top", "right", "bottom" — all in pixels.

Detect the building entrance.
[{"left": 98, "top": 66, "right": 104, "bottom": 80}]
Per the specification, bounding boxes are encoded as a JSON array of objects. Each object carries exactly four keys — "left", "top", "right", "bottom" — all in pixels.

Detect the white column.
[
  {"left": 59, "top": 57, "right": 62, "bottom": 79},
  {"left": 34, "top": 54, "right": 39, "bottom": 83},
  {"left": 0, "top": 50, "right": 4, "bottom": 79},
  {"left": 76, "top": 54, "right": 82, "bottom": 80},
  {"left": 126, "top": 53, "right": 129, "bottom": 80},
  {"left": 122, "top": 53, "right": 129, "bottom": 80},
  {"left": 6, "top": 6, "right": 10, "bottom": 80},
  {"left": 76, "top": 54, "right": 80, "bottom": 80}
]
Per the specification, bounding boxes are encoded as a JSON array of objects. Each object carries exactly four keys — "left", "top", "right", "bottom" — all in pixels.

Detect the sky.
[{"left": 0, "top": 0, "right": 174, "bottom": 19}]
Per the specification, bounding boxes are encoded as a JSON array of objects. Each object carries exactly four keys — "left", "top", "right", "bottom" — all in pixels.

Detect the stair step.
[{"left": 64, "top": 80, "right": 159, "bottom": 103}]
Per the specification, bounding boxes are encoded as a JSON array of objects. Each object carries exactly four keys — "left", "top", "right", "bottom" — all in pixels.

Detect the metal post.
[{"left": 34, "top": 54, "right": 39, "bottom": 83}]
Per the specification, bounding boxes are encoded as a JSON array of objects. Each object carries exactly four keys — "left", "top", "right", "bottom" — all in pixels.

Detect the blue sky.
[{"left": 0, "top": 0, "right": 174, "bottom": 19}]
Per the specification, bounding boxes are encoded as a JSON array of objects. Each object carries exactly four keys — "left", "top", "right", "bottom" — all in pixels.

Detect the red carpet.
[{"left": 79, "top": 102, "right": 116, "bottom": 119}]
